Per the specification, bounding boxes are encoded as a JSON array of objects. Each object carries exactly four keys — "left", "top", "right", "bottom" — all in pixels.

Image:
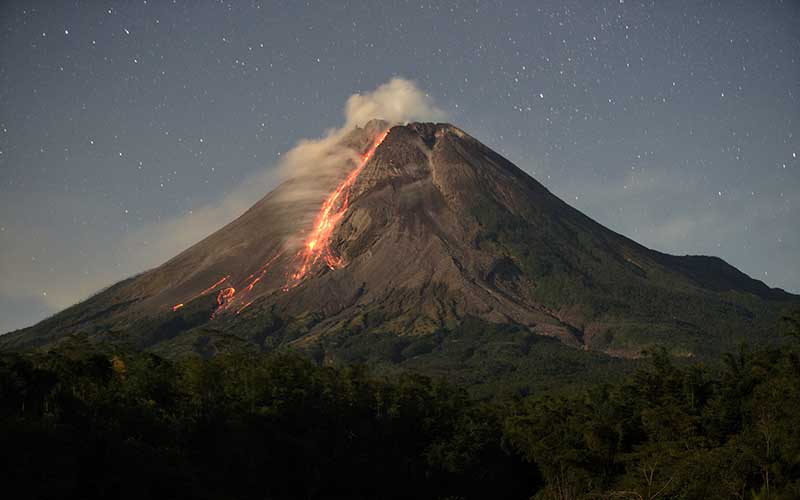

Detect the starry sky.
[{"left": 1, "top": 0, "right": 798, "bottom": 333}]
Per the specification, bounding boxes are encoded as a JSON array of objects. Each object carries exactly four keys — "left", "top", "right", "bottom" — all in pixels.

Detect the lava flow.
[
  {"left": 211, "top": 249, "right": 286, "bottom": 317},
  {"left": 287, "top": 129, "right": 389, "bottom": 286},
  {"left": 172, "top": 275, "right": 230, "bottom": 311},
  {"left": 170, "top": 127, "right": 389, "bottom": 315}
]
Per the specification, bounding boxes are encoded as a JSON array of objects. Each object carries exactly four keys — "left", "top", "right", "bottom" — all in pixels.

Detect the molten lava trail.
[
  {"left": 212, "top": 249, "right": 286, "bottom": 317},
  {"left": 243, "top": 250, "right": 286, "bottom": 293},
  {"left": 286, "top": 129, "right": 389, "bottom": 287},
  {"left": 172, "top": 275, "right": 230, "bottom": 311},
  {"left": 171, "top": 128, "right": 389, "bottom": 315},
  {"left": 210, "top": 286, "right": 237, "bottom": 319}
]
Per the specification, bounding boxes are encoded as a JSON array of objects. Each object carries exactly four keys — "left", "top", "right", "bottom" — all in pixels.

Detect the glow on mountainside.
[
  {"left": 170, "top": 128, "right": 390, "bottom": 315},
  {"left": 172, "top": 275, "right": 230, "bottom": 311},
  {"left": 286, "top": 129, "right": 389, "bottom": 287}
]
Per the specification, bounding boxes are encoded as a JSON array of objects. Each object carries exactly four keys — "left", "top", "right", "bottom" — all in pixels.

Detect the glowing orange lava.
[
  {"left": 236, "top": 300, "right": 254, "bottom": 315},
  {"left": 171, "top": 275, "right": 230, "bottom": 312},
  {"left": 170, "top": 128, "right": 389, "bottom": 315},
  {"left": 212, "top": 249, "right": 286, "bottom": 317},
  {"left": 209, "top": 286, "right": 237, "bottom": 319},
  {"left": 217, "top": 287, "right": 236, "bottom": 305},
  {"left": 287, "top": 129, "right": 389, "bottom": 286},
  {"left": 243, "top": 250, "right": 285, "bottom": 293}
]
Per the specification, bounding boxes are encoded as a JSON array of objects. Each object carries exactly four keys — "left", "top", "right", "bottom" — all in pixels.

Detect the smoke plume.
[{"left": 265, "top": 77, "right": 445, "bottom": 247}]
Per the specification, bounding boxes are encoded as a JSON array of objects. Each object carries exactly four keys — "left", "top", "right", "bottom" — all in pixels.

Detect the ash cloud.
[
  {"left": 277, "top": 77, "right": 445, "bottom": 180},
  {"left": 343, "top": 77, "right": 446, "bottom": 129},
  {"left": 0, "top": 78, "right": 445, "bottom": 332}
]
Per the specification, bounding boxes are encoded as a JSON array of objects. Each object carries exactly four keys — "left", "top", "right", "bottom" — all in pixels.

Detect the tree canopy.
[{"left": 1, "top": 322, "right": 799, "bottom": 499}]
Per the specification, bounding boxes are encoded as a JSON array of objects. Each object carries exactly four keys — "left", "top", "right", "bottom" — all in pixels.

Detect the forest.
[{"left": 1, "top": 313, "right": 799, "bottom": 500}]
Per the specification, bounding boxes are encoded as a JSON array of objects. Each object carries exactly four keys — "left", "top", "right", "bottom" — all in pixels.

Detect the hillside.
[{"left": 1, "top": 121, "right": 795, "bottom": 389}]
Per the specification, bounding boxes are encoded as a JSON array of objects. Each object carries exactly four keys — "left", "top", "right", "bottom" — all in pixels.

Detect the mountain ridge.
[{"left": 1, "top": 121, "right": 796, "bottom": 369}]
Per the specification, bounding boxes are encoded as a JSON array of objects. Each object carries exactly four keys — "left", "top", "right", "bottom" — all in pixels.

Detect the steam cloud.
[
  {"left": 343, "top": 78, "right": 446, "bottom": 129},
  {"left": 0, "top": 77, "right": 445, "bottom": 332}
]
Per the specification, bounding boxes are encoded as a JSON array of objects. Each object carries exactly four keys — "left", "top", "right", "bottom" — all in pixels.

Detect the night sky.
[{"left": 1, "top": 1, "right": 798, "bottom": 333}]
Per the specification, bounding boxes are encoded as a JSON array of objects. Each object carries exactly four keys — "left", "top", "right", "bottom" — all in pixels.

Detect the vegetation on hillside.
[
  {"left": 1, "top": 312, "right": 799, "bottom": 499},
  {"left": 469, "top": 194, "right": 793, "bottom": 358}
]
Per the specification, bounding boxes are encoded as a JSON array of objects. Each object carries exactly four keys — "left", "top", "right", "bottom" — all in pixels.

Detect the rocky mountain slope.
[{"left": 2, "top": 120, "right": 795, "bottom": 379}]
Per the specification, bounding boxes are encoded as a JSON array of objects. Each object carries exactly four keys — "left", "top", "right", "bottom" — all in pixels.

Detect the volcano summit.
[{"left": 2, "top": 120, "right": 795, "bottom": 378}]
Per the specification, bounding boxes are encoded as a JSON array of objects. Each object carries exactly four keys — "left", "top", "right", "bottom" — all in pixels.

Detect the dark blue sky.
[{"left": 1, "top": 0, "right": 798, "bottom": 333}]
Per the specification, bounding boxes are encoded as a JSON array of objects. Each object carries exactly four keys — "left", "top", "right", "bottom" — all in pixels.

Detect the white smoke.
[
  {"left": 344, "top": 77, "right": 446, "bottom": 129},
  {"left": 278, "top": 77, "right": 445, "bottom": 180}
]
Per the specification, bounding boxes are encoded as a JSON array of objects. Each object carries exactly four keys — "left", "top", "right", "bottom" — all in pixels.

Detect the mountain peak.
[{"left": 1, "top": 122, "right": 794, "bottom": 360}]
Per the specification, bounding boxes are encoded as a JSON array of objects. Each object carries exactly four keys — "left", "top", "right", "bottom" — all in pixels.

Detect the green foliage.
[
  {"left": 0, "top": 348, "right": 537, "bottom": 500},
  {"left": 384, "top": 318, "right": 633, "bottom": 398},
  {"left": 466, "top": 192, "right": 795, "bottom": 359},
  {"left": 503, "top": 343, "right": 800, "bottom": 499},
  {"left": 2, "top": 322, "right": 799, "bottom": 499}
]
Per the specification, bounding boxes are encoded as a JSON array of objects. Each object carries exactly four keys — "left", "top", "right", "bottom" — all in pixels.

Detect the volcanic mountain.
[{"left": 2, "top": 120, "right": 796, "bottom": 380}]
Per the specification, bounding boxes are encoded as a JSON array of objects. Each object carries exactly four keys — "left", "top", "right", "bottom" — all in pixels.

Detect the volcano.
[{"left": 2, "top": 120, "right": 796, "bottom": 376}]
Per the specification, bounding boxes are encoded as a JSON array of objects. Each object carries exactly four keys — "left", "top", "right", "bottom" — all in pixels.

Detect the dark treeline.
[{"left": 2, "top": 320, "right": 800, "bottom": 499}]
